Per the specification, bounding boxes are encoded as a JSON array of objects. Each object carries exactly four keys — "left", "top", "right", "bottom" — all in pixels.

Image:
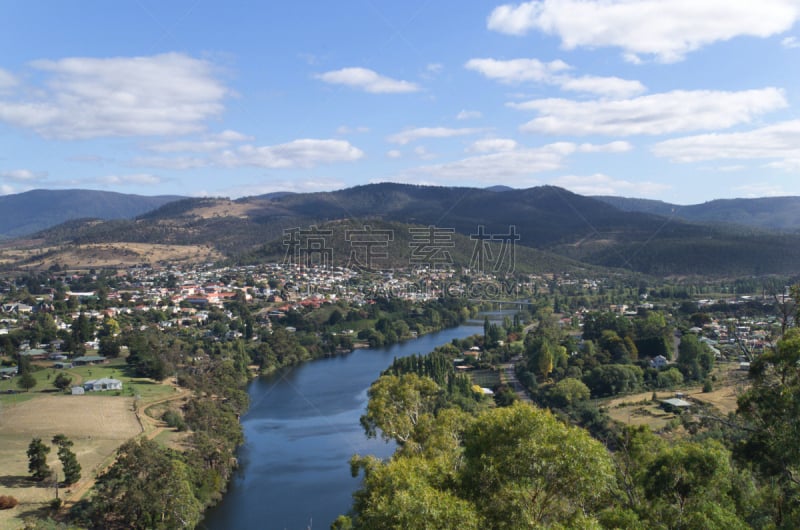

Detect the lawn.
[{"left": 0, "top": 358, "right": 175, "bottom": 405}]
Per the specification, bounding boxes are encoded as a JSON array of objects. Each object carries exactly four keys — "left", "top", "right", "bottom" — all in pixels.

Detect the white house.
[
  {"left": 83, "top": 378, "right": 123, "bottom": 392},
  {"left": 650, "top": 355, "right": 668, "bottom": 369}
]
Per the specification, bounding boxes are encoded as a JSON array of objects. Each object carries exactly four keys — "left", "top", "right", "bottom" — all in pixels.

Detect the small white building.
[
  {"left": 83, "top": 378, "right": 123, "bottom": 392},
  {"left": 650, "top": 355, "right": 668, "bottom": 369},
  {"left": 71, "top": 386, "right": 85, "bottom": 395}
]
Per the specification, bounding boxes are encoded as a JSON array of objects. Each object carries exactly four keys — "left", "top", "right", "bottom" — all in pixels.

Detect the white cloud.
[
  {"left": 0, "top": 68, "right": 17, "bottom": 90},
  {"left": 553, "top": 173, "right": 670, "bottom": 197},
  {"left": 558, "top": 75, "right": 646, "bottom": 98},
  {"left": 466, "top": 57, "right": 645, "bottom": 98},
  {"left": 133, "top": 156, "right": 210, "bottom": 170},
  {"left": 577, "top": 141, "right": 633, "bottom": 153},
  {"left": 457, "top": 109, "right": 482, "bottom": 120},
  {"left": 0, "top": 184, "right": 14, "bottom": 195},
  {"left": 221, "top": 139, "right": 364, "bottom": 168},
  {"left": 465, "top": 57, "right": 569, "bottom": 83},
  {"left": 218, "top": 179, "right": 347, "bottom": 199},
  {"left": 513, "top": 88, "right": 787, "bottom": 136},
  {"left": 315, "top": 67, "right": 419, "bottom": 93},
  {"left": 96, "top": 173, "right": 162, "bottom": 186},
  {"left": 147, "top": 140, "right": 230, "bottom": 153},
  {"left": 386, "top": 150, "right": 402, "bottom": 159},
  {"left": 782, "top": 36, "right": 800, "bottom": 48},
  {"left": 732, "top": 183, "right": 788, "bottom": 197},
  {"left": 213, "top": 130, "right": 253, "bottom": 142},
  {"left": 388, "top": 127, "right": 482, "bottom": 145},
  {"left": 403, "top": 142, "right": 574, "bottom": 183},
  {"left": 0, "top": 169, "right": 46, "bottom": 181},
  {"left": 0, "top": 53, "right": 228, "bottom": 139},
  {"left": 414, "top": 146, "right": 437, "bottom": 160},
  {"left": 467, "top": 138, "right": 519, "bottom": 153},
  {"left": 487, "top": 0, "right": 800, "bottom": 62},
  {"left": 652, "top": 119, "right": 800, "bottom": 168}
]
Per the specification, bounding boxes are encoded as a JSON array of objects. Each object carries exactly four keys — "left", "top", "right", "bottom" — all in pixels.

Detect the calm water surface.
[{"left": 201, "top": 322, "right": 483, "bottom": 530}]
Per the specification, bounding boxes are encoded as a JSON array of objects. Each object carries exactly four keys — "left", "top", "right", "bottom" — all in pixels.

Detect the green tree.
[
  {"left": 90, "top": 439, "right": 202, "bottom": 530},
  {"left": 360, "top": 374, "right": 441, "bottom": 445},
  {"left": 27, "top": 437, "right": 51, "bottom": 481},
  {"left": 53, "top": 372, "right": 72, "bottom": 391},
  {"left": 461, "top": 403, "right": 616, "bottom": 528},
  {"left": 349, "top": 454, "right": 482, "bottom": 530},
  {"left": 549, "top": 377, "right": 591, "bottom": 408},
  {"left": 17, "top": 371, "right": 37, "bottom": 392},
  {"left": 52, "top": 434, "right": 81, "bottom": 485}
]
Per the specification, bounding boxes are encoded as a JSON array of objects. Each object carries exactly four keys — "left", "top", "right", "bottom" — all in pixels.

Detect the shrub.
[
  {"left": 162, "top": 409, "right": 187, "bottom": 431},
  {"left": 0, "top": 495, "right": 19, "bottom": 509}
]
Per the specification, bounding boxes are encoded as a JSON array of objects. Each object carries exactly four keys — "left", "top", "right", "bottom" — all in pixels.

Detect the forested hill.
[
  {"left": 594, "top": 195, "right": 800, "bottom": 232},
  {"left": 8, "top": 182, "right": 800, "bottom": 276},
  {"left": 0, "top": 189, "right": 184, "bottom": 239}
]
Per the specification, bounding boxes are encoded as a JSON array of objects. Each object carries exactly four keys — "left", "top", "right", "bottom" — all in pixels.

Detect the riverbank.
[{"left": 200, "top": 321, "right": 486, "bottom": 529}]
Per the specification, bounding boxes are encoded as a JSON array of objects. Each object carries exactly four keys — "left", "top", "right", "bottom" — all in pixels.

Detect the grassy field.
[
  {"left": 0, "top": 358, "right": 176, "bottom": 406},
  {"left": 0, "top": 395, "right": 141, "bottom": 529}
]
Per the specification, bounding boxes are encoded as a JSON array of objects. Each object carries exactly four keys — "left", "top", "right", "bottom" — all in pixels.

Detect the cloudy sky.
[{"left": 1, "top": 1, "right": 799, "bottom": 203}]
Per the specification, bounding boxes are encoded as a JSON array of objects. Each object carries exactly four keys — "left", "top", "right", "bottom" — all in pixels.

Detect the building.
[{"left": 83, "top": 378, "right": 123, "bottom": 392}]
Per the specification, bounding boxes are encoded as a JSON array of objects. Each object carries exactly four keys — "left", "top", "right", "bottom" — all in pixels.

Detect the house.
[
  {"left": 650, "top": 355, "right": 668, "bottom": 369},
  {"left": 71, "top": 355, "right": 107, "bottom": 366},
  {"left": 83, "top": 378, "right": 123, "bottom": 392},
  {"left": 0, "top": 366, "right": 18, "bottom": 378},
  {"left": 660, "top": 397, "right": 692, "bottom": 413}
]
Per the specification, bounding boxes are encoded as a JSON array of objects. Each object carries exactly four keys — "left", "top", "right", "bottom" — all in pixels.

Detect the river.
[{"left": 200, "top": 321, "right": 485, "bottom": 530}]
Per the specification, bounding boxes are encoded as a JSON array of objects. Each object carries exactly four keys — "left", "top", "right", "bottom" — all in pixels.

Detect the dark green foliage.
[
  {"left": 162, "top": 409, "right": 187, "bottom": 431},
  {"left": 17, "top": 371, "right": 36, "bottom": 391},
  {"left": 87, "top": 439, "right": 202, "bottom": 530},
  {"left": 583, "top": 364, "right": 643, "bottom": 397},
  {"left": 53, "top": 434, "right": 81, "bottom": 485},
  {"left": 27, "top": 437, "right": 50, "bottom": 481},
  {"left": 53, "top": 372, "right": 72, "bottom": 391}
]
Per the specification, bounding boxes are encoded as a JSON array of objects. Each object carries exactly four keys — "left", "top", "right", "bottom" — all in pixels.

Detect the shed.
[{"left": 71, "top": 386, "right": 85, "bottom": 395}]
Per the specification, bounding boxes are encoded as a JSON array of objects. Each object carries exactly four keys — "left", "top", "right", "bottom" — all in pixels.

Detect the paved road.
[{"left": 500, "top": 355, "right": 533, "bottom": 403}]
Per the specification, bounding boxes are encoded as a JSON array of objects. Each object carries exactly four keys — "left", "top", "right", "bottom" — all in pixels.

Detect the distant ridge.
[
  {"left": 0, "top": 189, "right": 184, "bottom": 239},
  {"left": 594, "top": 195, "right": 800, "bottom": 232},
  {"left": 485, "top": 185, "right": 515, "bottom": 192}
]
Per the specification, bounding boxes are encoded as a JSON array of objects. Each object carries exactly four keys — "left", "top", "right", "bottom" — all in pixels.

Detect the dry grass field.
[
  {"left": 603, "top": 362, "right": 750, "bottom": 430},
  {"left": 0, "top": 242, "right": 222, "bottom": 270},
  {"left": 0, "top": 395, "right": 141, "bottom": 529}
]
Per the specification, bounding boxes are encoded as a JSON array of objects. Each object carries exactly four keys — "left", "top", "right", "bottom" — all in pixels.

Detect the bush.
[
  {"left": 0, "top": 495, "right": 19, "bottom": 509},
  {"left": 162, "top": 409, "right": 187, "bottom": 431},
  {"left": 702, "top": 378, "right": 713, "bottom": 393}
]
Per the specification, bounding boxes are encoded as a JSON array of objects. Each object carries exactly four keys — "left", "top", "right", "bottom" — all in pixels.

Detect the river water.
[{"left": 201, "top": 321, "right": 484, "bottom": 530}]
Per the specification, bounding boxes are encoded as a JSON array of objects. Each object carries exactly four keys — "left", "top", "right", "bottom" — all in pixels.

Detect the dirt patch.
[{"left": 0, "top": 395, "right": 141, "bottom": 530}]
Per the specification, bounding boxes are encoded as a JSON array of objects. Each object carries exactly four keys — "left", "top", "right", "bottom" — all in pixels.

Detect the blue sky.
[{"left": 1, "top": 0, "right": 799, "bottom": 204}]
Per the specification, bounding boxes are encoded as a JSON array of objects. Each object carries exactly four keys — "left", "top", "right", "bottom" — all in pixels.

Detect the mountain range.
[
  {"left": 1, "top": 184, "right": 799, "bottom": 277},
  {"left": 0, "top": 189, "right": 182, "bottom": 240}
]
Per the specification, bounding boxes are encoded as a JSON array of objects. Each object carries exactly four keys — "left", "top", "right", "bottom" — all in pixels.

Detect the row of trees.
[{"left": 27, "top": 434, "right": 81, "bottom": 485}]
